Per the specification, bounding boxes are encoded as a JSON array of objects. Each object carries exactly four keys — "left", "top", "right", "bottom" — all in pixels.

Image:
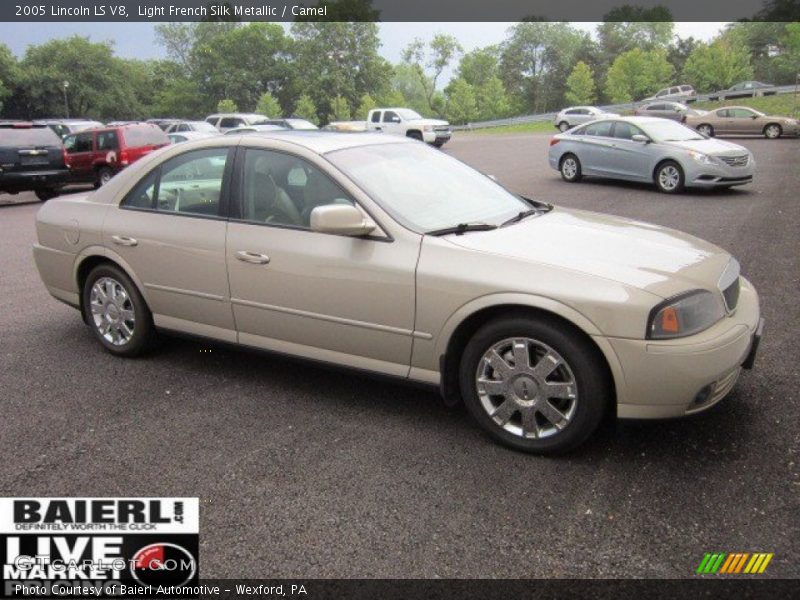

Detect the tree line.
[{"left": 1, "top": 15, "right": 798, "bottom": 126}]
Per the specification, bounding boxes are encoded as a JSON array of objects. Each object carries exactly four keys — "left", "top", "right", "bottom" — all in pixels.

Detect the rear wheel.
[
  {"left": 459, "top": 316, "right": 608, "bottom": 454},
  {"left": 696, "top": 124, "right": 714, "bottom": 137},
  {"left": 558, "top": 121, "right": 570, "bottom": 132},
  {"left": 764, "top": 124, "right": 782, "bottom": 139},
  {"left": 655, "top": 160, "right": 685, "bottom": 194},
  {"left": 82, "top": 264, "right": 156, "bottom": 357},
  {"left": 34, "top": 188, "right": 60, "bottom": 201},
  {"left": 559, "top": 154, "right": 582, "bottom": 182},
  {"left": 95, "top": 167, "right": 114, "bottom": 188}
]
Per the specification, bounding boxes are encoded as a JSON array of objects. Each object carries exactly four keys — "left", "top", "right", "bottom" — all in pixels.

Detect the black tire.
[
  {"left": 406, "top": 131, "right": 423, "bottom": 141},
  {"left": 763, "top": 123, "right": 782, "bottom": 139},
  {"left": 458, "top": 315, "right": 609, "bottom": 454},
  {"left": 95, "top": 167, "right": 114, "bottom": 188},
  {"left": 82, "top": 263, "right": 156, "bottom": 357},
  {"left": 696, "top": 124, "right": 714, "bottom": 137},
  {"left": 559, "top": 153, "right": 582, "bottom": 182},
  {"left": 558, "top": 121, "right": 570, "bottom": 132},
  {"left": 35, "top": 188, "right": 60, "bottom": 201},
  {"left": 654, "top": 160, "right": 685, "bottom": 194}
]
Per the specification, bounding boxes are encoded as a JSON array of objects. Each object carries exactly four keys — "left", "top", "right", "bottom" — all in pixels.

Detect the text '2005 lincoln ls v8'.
[{"left": 33, "top": 132, "right": 763, "bottom": 453}]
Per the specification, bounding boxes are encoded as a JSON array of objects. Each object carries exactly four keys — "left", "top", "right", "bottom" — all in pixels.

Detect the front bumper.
[
  {"left": 686, "top": 157, "right": 755, "bottom": 188},
  {"left": 609, "top": 277, "right": 761, "bottom": 419},
  {"left": 424, "top": 129, "right": 451, "bottom": 145}
]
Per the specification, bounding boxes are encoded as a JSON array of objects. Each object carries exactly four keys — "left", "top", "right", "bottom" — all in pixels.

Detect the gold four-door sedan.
[
  {"left": 33, "top": 133, "right": 763, "bottom": 453},
  {"left": 684, "top": 106, "right": 800, "bottom": 139}
]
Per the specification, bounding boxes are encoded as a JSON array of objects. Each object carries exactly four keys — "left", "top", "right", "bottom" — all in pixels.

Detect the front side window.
[
  {"left": 239, "top": 149, "right": 353, "bottom": 228},
  {"left": 220, "top": 118, "right": 244, "bottom": 129},
  {"left": 327, "top": 142, "right": 530, "bottom": 233},
  {"left": 730, "top": 108, "right": 756, "bottom": 118},
  {"left": 583, "top": 121, "right": 614, "bottom": 137},
  {"left": 121, "top": 148, "right": 229, "bottom": 217},
  {"left": 383, "top": 111, "right": 400, "bottom": 123},
  {"left": 612, "top": 122, "right": 644, "bottom": 140}
]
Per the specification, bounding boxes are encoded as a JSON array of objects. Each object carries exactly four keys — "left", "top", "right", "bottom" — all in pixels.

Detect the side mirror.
[
  {"left": 310, "top": 204, "right": 376, "bottom": 237},
  {"left": 751, "top": 115, "right": 758, "bottom": 119},
  {"left": 631, "top": 134, "right": 650, "bottom": 144}
]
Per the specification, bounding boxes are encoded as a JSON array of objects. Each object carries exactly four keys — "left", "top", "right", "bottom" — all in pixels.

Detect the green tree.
[
  {"left": 217, "top": 98, "right": 238, "bottom": 112},
  {"left": 596, "top": 7, "right": 675, "bottom": 57},
  {"left": 565, "top": 61, "right": 596, "bottom": 105},
  {"left": 0, "top": 43, "right": 18, "bottom": 115},
  {"left": 256, "top": 91, "right": 282, "bottom": 117},
  {"left": 475, "top": 76, "right": 510, "bottom": 121},
  {"left": 354, "top": 93, "right": 376, "bottom": 120},
  {"left": 667, "top": 36, "right": 699, "bottom": 78},
  {"left": 403, "top": 34, "right": 463, "bottom": 114},
  {"left": 327, "top": 95, "right": 351, "bottom": 123},
  {"left": 682, "top": 40, "right": 753, "bottom": 92},
  {"left": 293, "top": 94, "right": 319, "bottom": 125},
  {"left": 444, "top": 78, "right": 478, "bottom": 125},
  {"left": 605, "top": 48, "right": 674, "bottom": 103},
  {"left": 457, "top": 46, "right": 502, "bottom": 88},
  {"left": 388, "top": 63, "right": 433, "bottom": 115}
]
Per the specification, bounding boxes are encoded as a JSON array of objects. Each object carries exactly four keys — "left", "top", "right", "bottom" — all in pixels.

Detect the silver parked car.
[
  {"left": 168, "top": 131, "right": 219, "bottom": 144},
  {"left": 165, "top": 120, "right": 219, "bottom": 134},
  {"left": 223, "top": 124, "right": 287, "bottom": 135},
  {"left": 634, "top": 102, "right": 707, "bottom": 122},
  {"left": 553, "top": 106, "right": 619, "bottom": 132},
  {"left": 549, "top": 117, "right": 755, "bottom": 193},
  {"left": 641, "top": 84, "right": 697, "bottom": 103},
  {"left": 32, "top": 133, "right": 762, "bottom": 454}
]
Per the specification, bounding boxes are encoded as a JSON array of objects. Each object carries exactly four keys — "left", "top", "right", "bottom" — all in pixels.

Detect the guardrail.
[{"left": 453, "top": 84, "right": 799, "bottom": 131}]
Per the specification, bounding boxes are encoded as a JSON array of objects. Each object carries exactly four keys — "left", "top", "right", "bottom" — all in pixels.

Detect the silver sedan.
[{"left": 548, "top": 117, "right": 755, "bottom": 193}]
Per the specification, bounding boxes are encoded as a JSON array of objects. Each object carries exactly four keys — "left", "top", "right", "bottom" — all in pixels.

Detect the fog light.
[{"left": 693, "top": 384, "right": 714, "bottom": 405}]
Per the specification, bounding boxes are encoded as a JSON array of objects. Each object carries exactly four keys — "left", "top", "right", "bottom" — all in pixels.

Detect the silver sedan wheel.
[
  {"left": 89, "top": 277, "right": 135, "bottom": 346},
  {"left": 765, "top": 124, "right": 781, "bottom": 139},
  {"left": 475, "top": 337, "right": 578, "bottom": 439},
  {"left": 658, "top": 165, "right": 681, "bottom": 191},
  {"left": 558, "top": 122, "right": 570, "bottom": 132},
  {"left": 561, "top": 157, "right": 578, "bottom": 179}
]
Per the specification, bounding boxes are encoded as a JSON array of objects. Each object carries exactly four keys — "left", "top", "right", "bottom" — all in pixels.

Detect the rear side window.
[
  {"left": 121, "top": 125, "right": 169, "bottom": 148},
  {"left": 647, "top": 104, "right": 665, "bottom": 111},
  {"left": 370, "top": 111, "right": 381, "bottom": 123},
  {"left": 65, "top": 132, "right": 94, "bottom": 153},
  {"left": 206, "top": 117, "right": 218, "bottom": 126},
  {"left": 97, "top": 131, "right": 119, "bottom": 151},
  {"left": 680, "top": 85, "right": 694, "bottom": 92},
  {"left": 122, "top": 148, "right": 229, "bottom": 216},
  {"left": 583, "top": 121, "right": 614, "bottom": 137},
  {"left": 0, "top": 127, "right": 62, "bottom": 146}
]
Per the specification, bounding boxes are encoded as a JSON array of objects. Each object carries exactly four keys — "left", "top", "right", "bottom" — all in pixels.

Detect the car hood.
[
  {"left": 661, "top": 138, "right": 749, "bottom": 156},
  {"left": 444, "top": 207, "right": 732, "bottom": 298},
  {"left": 413, "top": 118, "right": 449, "bottom": 127}
]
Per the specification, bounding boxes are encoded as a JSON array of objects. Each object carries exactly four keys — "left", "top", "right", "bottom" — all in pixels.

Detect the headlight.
[
  {"left": 647, "top": 290, "right": 725, "bottom": 340},
  {"left": 688, "top": 150, "right": 716, "bottom": 165},
  {"left": 423, "top": 125, "right": 434, "bottom": 132}
]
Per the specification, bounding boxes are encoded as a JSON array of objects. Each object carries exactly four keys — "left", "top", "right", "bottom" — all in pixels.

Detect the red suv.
[{"left": 63, "top": 124, "right": 169, "bottom": 187}]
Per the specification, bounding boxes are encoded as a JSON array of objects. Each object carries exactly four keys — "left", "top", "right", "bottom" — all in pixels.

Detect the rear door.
[
  {"left": 367, "top": 110, "right": 382, "bottom": 131},
  {"left": 103, "top": 146, "right": 236, "bottom": 339},
  {"left": 571, "top": 120, "right": 616, "bottom": 175}
]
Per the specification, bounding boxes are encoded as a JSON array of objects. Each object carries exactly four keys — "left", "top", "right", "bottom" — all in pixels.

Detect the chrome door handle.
[
  {"left": 111, "top": 235, "right": 138, "bottom": 247},
  {"left": 235, "top": 251, "right": 270, "bottom": 265}
]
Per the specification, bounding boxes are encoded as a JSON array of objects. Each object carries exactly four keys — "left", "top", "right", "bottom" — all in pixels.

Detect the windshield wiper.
[
  {"left": 426, "top": 223, "right": 498, "bottom": 236},
  {"left": 501, "top": 209, "right": 542, "bottom": 227}
]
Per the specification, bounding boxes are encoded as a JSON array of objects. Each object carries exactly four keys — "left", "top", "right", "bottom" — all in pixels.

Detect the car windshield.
[
  {"left": 641, "top": 120, "right": 705, "bottom": 142},
  {"left": 396, "top": 109, "right": 422, "bottom": 120},
  {"left": 192, "top": 121, "right": 218, "bottom": 132},
  {"left": 327, "top": 142, "right": 531, "bottom": 232}
]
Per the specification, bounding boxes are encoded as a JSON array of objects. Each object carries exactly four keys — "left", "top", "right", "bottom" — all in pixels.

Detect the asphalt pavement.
[{"left": 1, "top": 133, "right": 797, "bottom": 578}]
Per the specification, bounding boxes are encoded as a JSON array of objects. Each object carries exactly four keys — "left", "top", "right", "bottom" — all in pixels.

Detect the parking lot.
[{"left": 1, "top": 132, "right": 798, "bottom": 578}]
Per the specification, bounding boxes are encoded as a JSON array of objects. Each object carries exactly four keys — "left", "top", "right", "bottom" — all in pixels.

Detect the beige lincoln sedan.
[
  {"left": 33, "top": 133, "right": 763, "bottom": 453},
  {"left": 684, "top": 106, "right": 800, "bottom": 138}
]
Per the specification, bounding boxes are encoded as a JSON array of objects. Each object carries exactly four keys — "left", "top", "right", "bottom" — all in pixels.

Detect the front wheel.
[
  {"left": 559, "top": 154, "right": 582, "bottom": 182},
  {"left": 764, "top": 124, "right": 782, "bottom": 139},
  {"left": 459, "top": 316, "right": 609, "bottom": 454},
  {"left": 655, "top": 161, "right": 685, "bottom": 194},
  {"left": 406, "top": 131, "right": 423, "bottom": 141},
  {"left": 82, "top": 264, "right": 156, "bottom": 357}
]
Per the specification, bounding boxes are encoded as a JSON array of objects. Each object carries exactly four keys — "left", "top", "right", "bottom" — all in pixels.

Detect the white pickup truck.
[{"left": 365, "top": 108, "right": 451, "bottom": 147}]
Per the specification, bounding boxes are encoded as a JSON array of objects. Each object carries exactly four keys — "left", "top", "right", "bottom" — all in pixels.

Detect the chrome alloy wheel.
[
  {"left": 658, "top": 165, "right": 680, "bottom": 191},
  {"left": 89, "top": 277, "right": 135, "bottom": 346},
  {"left": 561, "top": 157, "right": 578, "bottom": 179},
  {"left": 697, "top": 124, "right": 712, "bottom": 136},
  {"left": 765, "top": 124, "right": 781, "bottom": 139},
  {"left": 475, "top": 338, "right": 578, "bottom": 439}
]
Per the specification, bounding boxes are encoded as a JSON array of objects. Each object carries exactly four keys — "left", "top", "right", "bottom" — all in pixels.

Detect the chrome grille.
[{"left": 719, "top": 154, "right": 749, "bottom": 167}]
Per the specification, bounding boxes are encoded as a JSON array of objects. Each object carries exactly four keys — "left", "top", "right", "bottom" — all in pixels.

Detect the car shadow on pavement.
[{"left": 571, "top": 177, "right": 755, "bottom": 199}]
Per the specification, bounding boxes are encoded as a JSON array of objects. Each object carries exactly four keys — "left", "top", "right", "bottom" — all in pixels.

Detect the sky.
[{"left": 0, "top": 21, "right": 729, "bottom": 81}]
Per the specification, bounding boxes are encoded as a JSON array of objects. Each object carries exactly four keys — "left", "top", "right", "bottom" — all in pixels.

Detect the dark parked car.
[
  {"left": 708, "top": 81, "right": 777, "bottom": 101},
  {"left": 634, "top": 101, "right": 708, "bottom": 122},
  {"left": 0, "top": 122, "right": 69, "bottom": 201},
  {"left": 63, "top": 124, "right": 169, "bottom": 187}
]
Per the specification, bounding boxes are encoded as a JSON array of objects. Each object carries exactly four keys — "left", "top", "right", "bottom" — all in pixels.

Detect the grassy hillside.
[{"left": 458, "top": 92, "right": 800, "bottom": 136}]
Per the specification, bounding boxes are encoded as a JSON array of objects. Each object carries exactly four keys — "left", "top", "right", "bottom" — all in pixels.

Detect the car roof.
[{"left": 233, "top": 131, "right": 411, "bottom": 154}]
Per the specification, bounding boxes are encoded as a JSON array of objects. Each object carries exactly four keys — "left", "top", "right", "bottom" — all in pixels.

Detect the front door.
[
  {"left": 225, "top": 147, "right": 419, "bottom": 376},
  {"left": 63, "top": 131, "right": 95, "bottom": 180},
  {"left": 103, "top": 146, "right": 236, "bottom": 340}
]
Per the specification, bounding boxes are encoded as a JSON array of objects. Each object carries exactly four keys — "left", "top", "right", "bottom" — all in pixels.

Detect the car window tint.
[
  {"left": 583, "top": 121, "right": 613, "bottom": 137},
  {"left": 647, "top": 104, "right": 664, "bottom": 111},
  {"left": 96, "top": 131, "right": 119, "bottom": 151},
  {"left": 716, "top": 109, "right": 729, "bottom": 118},
  {"left": 0, "top": 127, "right": 62, "bottom": 145},
  {"left": 370, "top": 111, "right": 381, "bottom": 123},
  {"left": 612, "top": 122, "right": 643, "bottom": 140},
  {"left": 71, "top": 132, "right": 94, "bottom": 153},
  {"left": 125, "top": 148, "right": 228, "bottom": 216},
  {"left": 383, "top": 111, "right": 399, "bottom": 123},
  {"left": 730, "top": 108, "right": 754, "bottom": 118},
  {"left": 240, "top": 149, "right": 353, "bottom": 229},
  {"left": 206, "top": 117, "right": 217, "bottom": 126},
  {"left": 220, "top": 118, "right": 243, "bottom": 128}
]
